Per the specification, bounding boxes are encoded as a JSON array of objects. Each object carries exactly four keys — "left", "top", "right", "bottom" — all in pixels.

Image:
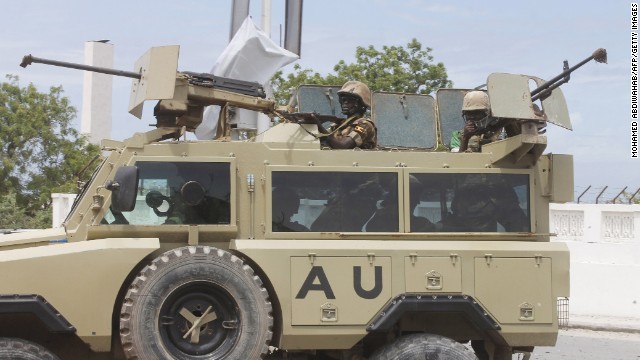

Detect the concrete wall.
[
  {"left": 51, "top": 193, "right": 77, "bottom": 228},
  {"left": 550, "top": 203, "right": 640, "bottom": 321}
]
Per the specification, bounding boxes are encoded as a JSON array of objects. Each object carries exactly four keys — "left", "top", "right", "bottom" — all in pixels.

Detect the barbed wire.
[{"left": 573, "top": 185, "right": 640, "bottom": 204}]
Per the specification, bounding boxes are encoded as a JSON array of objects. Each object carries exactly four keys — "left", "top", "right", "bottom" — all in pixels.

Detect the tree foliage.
[
  {"left": 0, "top": 75, "right": 101, "bottom": 229},
  {"left": 271, "top": 39, "right": 453, "bottom": 104},
  {"left": 622, "top": 190, "right": 640, "bottom": 204},
  {"left": 0, "top": 190, "right": 51, "bottom": 230}
]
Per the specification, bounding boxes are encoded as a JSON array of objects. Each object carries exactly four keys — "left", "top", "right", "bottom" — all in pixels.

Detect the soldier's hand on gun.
[{"left": 294, "top": 113, "right": 321, "bottom": 125}]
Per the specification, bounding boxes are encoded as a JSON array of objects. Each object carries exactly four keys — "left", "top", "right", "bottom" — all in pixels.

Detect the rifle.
[{"left": 278, "top": 111, "right": 346, "bottom": 124}]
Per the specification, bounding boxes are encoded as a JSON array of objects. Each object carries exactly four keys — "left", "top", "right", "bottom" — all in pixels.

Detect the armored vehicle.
[{"left": 0, "top": 46, "right": 606, "bottom": 359}]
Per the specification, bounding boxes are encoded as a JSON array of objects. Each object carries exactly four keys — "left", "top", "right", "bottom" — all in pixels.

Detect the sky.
[{"left": 0, "top": 1, "right": 634, "bottom": 202}]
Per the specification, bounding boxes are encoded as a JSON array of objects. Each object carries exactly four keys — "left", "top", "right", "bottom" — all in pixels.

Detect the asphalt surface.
[
  {"left": 531, "top": 329, "right": 640, "bottom": 359},
  {"left": 524, "top": 315, "right": 640, "bottom": 359},
  {"left": 568, "top": 314, "right": 640, "bottom": 334}
]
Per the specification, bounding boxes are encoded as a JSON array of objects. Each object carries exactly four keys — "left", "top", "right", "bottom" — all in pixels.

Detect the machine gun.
[
  {"left": 530, "top": 47, "right": 607, "bottom": 102},
  {"left": 480, "top": 47, "right": 607, "bottom": 135},
  {"left": 20, "top": 46, "right": 276, "bottom": 132},
  {"left": 476, "top": 47, "right": 608, "bottom": 165}
]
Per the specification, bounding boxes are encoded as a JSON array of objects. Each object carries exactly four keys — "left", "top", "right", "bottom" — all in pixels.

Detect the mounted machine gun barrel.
[
  {"left": 19, "top": 46, "right": 275, "bottom": 132},
  {"left": 530, "top": 48, "right": 607, "bottom": 102},
  {"left": 20, "top": 54, "right": 141, "bottom": 79}
]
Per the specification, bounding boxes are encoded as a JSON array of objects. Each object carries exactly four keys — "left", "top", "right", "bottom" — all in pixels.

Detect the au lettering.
[{"left": 295, "top": 265, "right": 383, "bottom": 299}]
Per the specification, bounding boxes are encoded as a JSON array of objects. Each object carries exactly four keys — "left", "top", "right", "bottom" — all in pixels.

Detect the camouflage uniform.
[
  {"left": 450, "top": 130, "right": 496, "bottom": 153},
  {"left": 466, "top": 132, "right": 499, "bottom": 152},
  {"left": 328, "top": 116, "right": 377, "bottom": 149}
]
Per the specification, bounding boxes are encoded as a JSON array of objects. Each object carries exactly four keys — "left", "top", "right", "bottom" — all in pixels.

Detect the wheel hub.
[
  {"left": 179, "top": 305, "right": 217, "bottom": 344},
  {"left": 159, "top": 283, "right": 240, "bottom": 357}
]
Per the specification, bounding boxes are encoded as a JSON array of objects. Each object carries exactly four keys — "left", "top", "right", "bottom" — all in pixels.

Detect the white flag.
[{"left": 195, "top": 16, "right": 299, "bottom": 140}]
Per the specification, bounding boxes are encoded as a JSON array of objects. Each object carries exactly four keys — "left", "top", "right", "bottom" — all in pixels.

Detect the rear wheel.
[
  {"left": 0, "top": 338, "right": 60, "bottom": 360},
  {"left": 369, "top": 333, "right": 477, "bottom": 360},
  {"left": 120, "top": 246, "right": 273, "bottom": 359}
]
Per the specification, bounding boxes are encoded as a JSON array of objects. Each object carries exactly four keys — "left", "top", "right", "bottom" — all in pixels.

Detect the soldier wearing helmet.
[
  {"left": 271, "top": 187, "right": 309, "bottom": 232},
  {"left": 454, "top": 91, "right": 500, "bottom": 152},
  {"left": 310, "top": 81, "right": 377, "bottom": 149},
  {"left": 445, "top": 174, "right": 529, "bottom": 232}
]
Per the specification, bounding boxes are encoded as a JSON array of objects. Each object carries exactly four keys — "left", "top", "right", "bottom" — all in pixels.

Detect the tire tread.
[{"left": 120, "top": 245, "right": 273, "bottom": 359}]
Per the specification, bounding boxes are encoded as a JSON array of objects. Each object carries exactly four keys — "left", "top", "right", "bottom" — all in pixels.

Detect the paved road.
[{"left": 529, "top": 329, "right": 640, "bottom": 359}]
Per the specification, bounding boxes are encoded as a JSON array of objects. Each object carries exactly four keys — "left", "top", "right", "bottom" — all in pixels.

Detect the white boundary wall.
[
  {"left": 550, "top": 203, "right": 640, "bottom": 322},
  {"left": 51, "top": 193, "right": 77, "bottom": 228}
]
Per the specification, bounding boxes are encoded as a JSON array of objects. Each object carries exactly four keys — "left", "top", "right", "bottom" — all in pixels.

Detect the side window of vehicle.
[
  {"left": 409, "top": 173, "right": 530, "bottom": 232},
  {"left": 104, "top": 162, "right": 231, "bottom": 225},
  {"left": 271, "top": 171, "right": 399, "bottom": 232}
]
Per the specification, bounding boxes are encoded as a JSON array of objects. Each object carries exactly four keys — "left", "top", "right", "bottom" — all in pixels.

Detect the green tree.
[
  {"left": 0, "top": 75, "right": 101, "bottom": 229},
  {"left": 0, "top": 190, "right": 51, "bottom": 230},
  {"left": 271, "top": 39, "right": 453, "bottom": 104},
  {"left": 622, "top": 189, "right": 640, "bottom": 204}
]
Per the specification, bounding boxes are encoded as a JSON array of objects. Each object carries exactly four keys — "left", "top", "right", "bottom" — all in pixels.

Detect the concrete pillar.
[
  {"left": 261, "top": 0, "right": 272, "bottom": 37},
  {"left": 81, "top": 41, "right": 113, "bottom": 144},
  {"left": 284, "top": 0, "right": 303, "bottom": 56},
  {"left": 230, "top": 0, "right": 251, "bottom": 41}
]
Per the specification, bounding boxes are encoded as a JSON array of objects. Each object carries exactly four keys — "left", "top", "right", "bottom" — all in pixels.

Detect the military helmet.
[
  {"left": 462, "top": 91, "right": 490, "bottom": 112},
  {"left": 338, "top": 81, "right": 371, "bottom": 108}
]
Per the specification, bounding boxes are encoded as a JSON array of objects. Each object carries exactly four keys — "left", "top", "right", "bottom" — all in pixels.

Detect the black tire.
[
  {"left": 120, "top": 246, "right": 273, "bottom": 360},
  {"left": 369, "top": 333, "right": 477, "bottom": 360},
  {"left": 0, "top": 338, "right": 60, "bottom": 360}
]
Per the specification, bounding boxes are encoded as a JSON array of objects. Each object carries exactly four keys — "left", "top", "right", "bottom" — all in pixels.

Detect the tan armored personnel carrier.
[{"left": 0, "top": 46, "right": 606, "bottom": 360}]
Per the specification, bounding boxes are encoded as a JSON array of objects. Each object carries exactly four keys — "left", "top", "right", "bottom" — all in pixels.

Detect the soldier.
[
  {"left": 445, "top": 174, "right": 529, "bottom": 232},
  {"left": 310, "top": 175, "right": 385, "bottom": 232},
  {"left": 407, "top": 175, "right": 437, "bottom": 232},
  {"left": 454, "top": 91, "right": 500, "bottom": 152},
  {"left": 272, "top": 187, "right": 309, "bottom": 232},
  {"left": 310, "top": 81, "right": 377, "bottom": 149}
]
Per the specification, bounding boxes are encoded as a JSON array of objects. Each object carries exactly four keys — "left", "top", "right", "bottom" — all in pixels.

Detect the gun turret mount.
[{"left": 20, "top": 46, "right": 275, "bottom": 132}]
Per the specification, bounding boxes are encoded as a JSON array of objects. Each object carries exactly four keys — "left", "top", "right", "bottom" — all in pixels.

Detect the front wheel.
[
  {"left": 0, "top": 338, "right": 60, "bottom": 360},
  {"left": 369, "top": 333, "right": 477, "bottom": 360},
  {"left": 119, "top": 246, "right": 273, "bottom": 359}
]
